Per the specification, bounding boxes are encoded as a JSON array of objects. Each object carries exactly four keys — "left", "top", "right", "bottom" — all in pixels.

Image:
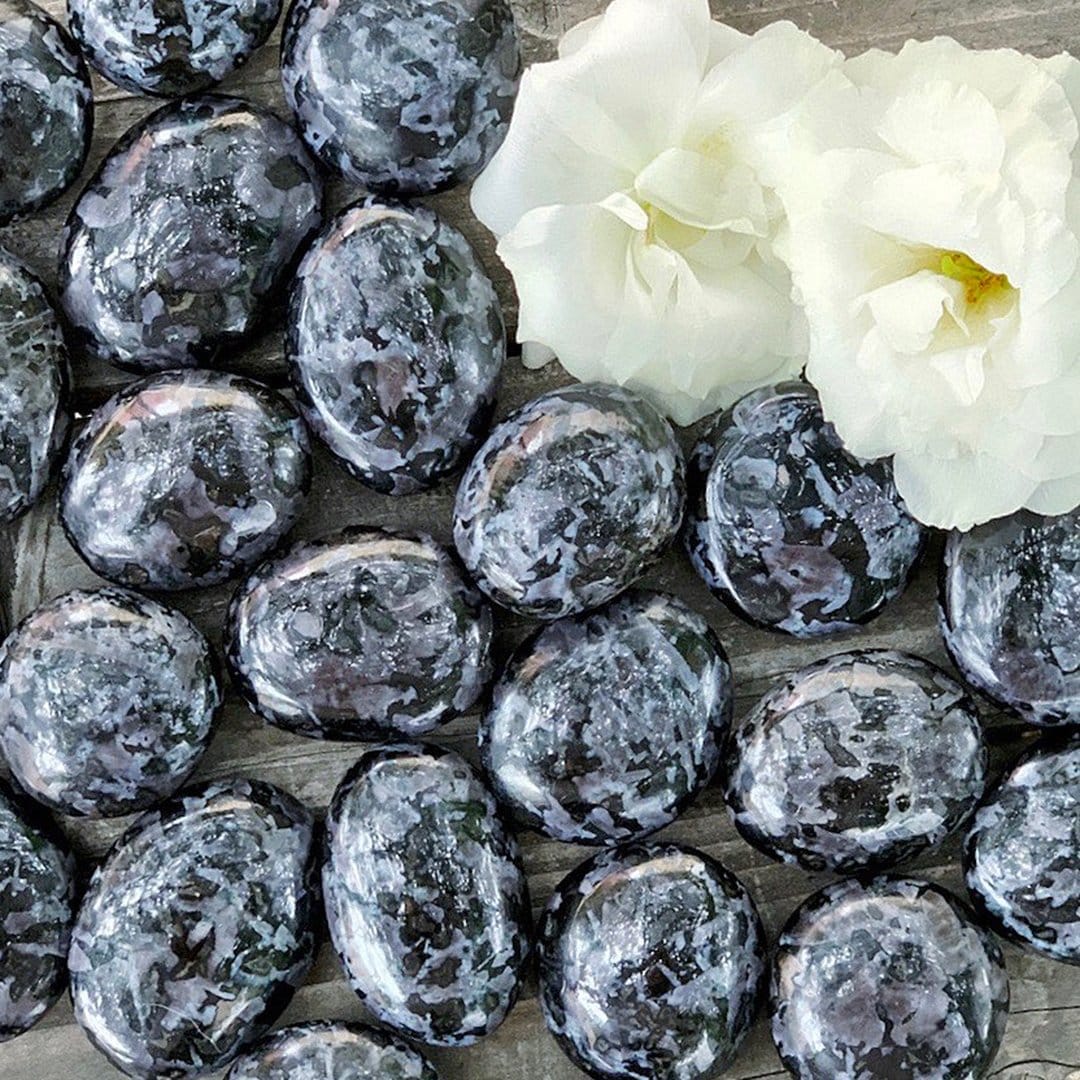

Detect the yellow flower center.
[{"left": 936, "top": 251, "right": 1014, "bottom": 307}]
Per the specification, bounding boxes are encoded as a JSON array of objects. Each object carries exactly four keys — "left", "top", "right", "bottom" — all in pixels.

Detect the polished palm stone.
[
  {"left": 281, "top": 0, "right": 520, "bottom": 195},
  {"left": 227, "top": 528, "right": 493, "bottom": 741},
  {"left": 226, "top": 1022, "right": 441, "bottom": 1079},
  {"left": 687, "top": 383, "right": 925, "bottom": 636},
  {"left": 61, "top": 369, "right": 311, "bottom": 591},
  {"left": 942, "top": 508, "right": 1080, "bottom": 726},
  {"left": 0, "top": 588, "right": 221, "bottom": 817},
  {"left": 723, "top": 650, "right": 987, "bottom": 874},
  {"left": 454, "top": 383, "right": 685, "bottom": 619},
  {"left": 965, "top": 733, "right": 1080, "bottom": 964},
  {"left": 59, "top": 95, "right": 323, "bottom": 373},
  {"left": 538, "top": 843, "right": 765, "bottom": 1080},
  {"left": 0, "top": 0, "right": 91, "bottom": 224},
  {"left": 70, "top": 778, "right": 318, "bottom": 1079},
  {"left": 480, "top": 589, "right": 732, "bottom": 846},
  {"left": 0, "top": 781, "right": 76, "bottom": 1042},
  {"left": 324, "top": 743, "right": 530, "bottom": 1046},
  {"left": 0, "top": 250, "right": 67, "bottom": 524},
  {"left": 288, "top": 200, "right": 504, "bottom": 495}
]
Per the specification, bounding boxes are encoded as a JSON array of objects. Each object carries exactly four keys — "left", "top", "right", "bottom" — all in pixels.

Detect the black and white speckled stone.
[
  {"left": 479, "top": 589, "right": 732, "bottom": 846},
  {"left": 59, "top": 95, "right": 323, "bottom": 373},
  {"left": 70, "top": 778, "right": 318, "bottom": 1079},
  {"left": 687, "top": 383, "right": 925, "bottom": 637},
  {"left": 0, "top": 249, "right": 67, "bottom": 524},
  {"left": 454, "top": 383, "right": 685, "bottom": 620},
  {"left": 0, "top": 0, "right": 91, "bottom": 224},
  {"left": 60, "top": 369, "right": 311, "bottom": 592},
  {"left": 226, "top": 1021, "right": 441, "bottom": 1079},
  {"left": 0, "top": 781, "right": 76, "bottom": 1042},
  {"left": 288, "top": 200, "right": 504, "bottom": 495},
  {"left": 0, "top": 588, "right": 221, "bottom": 818},
  {"left": 227, "top": 528, "right": 493, "bottom": 741},
  {"left": 965, "top": 733, "right": 1080, "bottom": 965},
  {"left": 281, "top": 0, "right": 520, "bottom": 195},
  {"left": 68, "top": 0, "right": 281, "bottom": 96},
  {"left": 941, "top": 509, "right": 1080, "bottom": 726},
  {"left": 538, "top": 843, "right": 765, "bottom": 1080},
  {"left": 723, "top": 650, "right": 987, "bottom": 874},
  {"left": 324, "top": 743, "right": 530, "bottom": 1046}
]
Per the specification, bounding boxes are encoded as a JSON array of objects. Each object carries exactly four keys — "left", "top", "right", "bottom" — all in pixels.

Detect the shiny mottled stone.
[
  {"left": 771, "top": 877, "right": 1009, "bottom": 1080},
  {"left": 281, "top": 0, "right": 520, "bottom": 195},
  {"left": 70, "top": 778, "right": 318, "bottom": 1079},
  {"left": 942, "top": 508, "right": 1080, "bottom": 726},
  {"left": 480, "top": 589, "right": 732, "bottom": 846},
  {"left": 723, "top": 650, "right": 987, "bottom": 874},
  {"left": 687, "top": 383, "right": 925, "bottom": 636},
  {"left": 61, "top": 370, "right": 311, "bottom": 591},
  {"left": 538, "top": 843, "right": 765, "bottom": 1080},
  {"left": 454, "top": 383, "right": 685, "bottom": 619},
  {"left": 965, "top": 733, "right": 1080, "bottom": 965},
  {"left": 0, "top": 250, "right": 67, "bottom": 524},
  {"left": 288, "top": 200, "right": 504, "bottom": 495},
  {"left": 0, "top": 0, "right": 91, "bottom": 224},
  {"left": 0, "top": 781, "right": 76, "bottom": 1042},
  {"left": 0, "top": 588, "right": 221, "bottom": 817},
  {"left": 227, "top": 528, "right": 493, "bottom": 741},
  {"left": 226, "top": 1022, "right": 441, "bottom": 1079},
  {"left": 324, "top": 743, "right": 530, "bottom": 1046},
  {"left": 59, "top": 95, "right": 323, "bottom": 373}
]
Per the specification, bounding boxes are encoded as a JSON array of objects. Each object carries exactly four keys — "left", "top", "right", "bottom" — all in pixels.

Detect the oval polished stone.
[
  {"left": 480, "top": 589, "right": 732, "bottom": 846},
  {"left": 60, "top": 370, "right": 311, "bottom": 591},
  {"left": 227, "top": 528, "right": 493, "bottom": 741},
  {"left": 0, "top": 588, "right": 221, "bottom": 817},
  {"left": 723, "top": 650, "right": 987, "bottom": 874},
  {"left": 324, "top": 743, "right": 530, "bottom": 1046},
  {"left": 0, "top": 781, "right": 76, "bottom": 1042},
  {"left": 59, "top": 95, "right": 323, "bottom": 373},
  {"left": 538, "top": 843, "right": 766, "bottom": 1080},
  {"left": 0, "top": 249, "right": 68, "bottom": 524},
  {"left": 965, "top": 733, "right": 1080, "bottom": 965},
  {"left": 70, "top": 778, "right": 318, "bottom": 1079},
  {"left": 770, "top": 877, "right": 1009, "bottom": 1080},
  {"left": 687, "top": 383, "right": 925, "bottom": 636},
  {"left": 288, "top": 200, "right": 505, "bottom": 495},
  {"left": 281, "top": 0, "right": 520, "bottom": 195},
  {"left": 0, "top": 0, "right": 92, "bottom": 224},
  {"left": 454, "top": 383, "right": 685, "bottom": 620},
  {"left": 942, "top": 508, "right": 1080, "bottom": 726}
]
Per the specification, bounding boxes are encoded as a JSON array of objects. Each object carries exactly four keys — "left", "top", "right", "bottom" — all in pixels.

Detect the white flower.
[
  {"left": 781, "top": 37, "right": 1080, "bottom": 530},
  {"left": 470, "top": 0, "right": 840, "bottom": 425}
]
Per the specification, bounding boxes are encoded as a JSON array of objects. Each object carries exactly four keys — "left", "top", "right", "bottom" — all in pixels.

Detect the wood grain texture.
[{"left": 1, "top": 0, "right": 1078, "bottom": 1077}]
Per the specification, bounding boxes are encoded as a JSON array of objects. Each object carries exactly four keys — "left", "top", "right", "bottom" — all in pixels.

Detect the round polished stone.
[
  {"left": 723, "top": 650, "right": 987, "bottom": 874},
  {"left": 70, "top": 778, "right": 318, "bottom": 1079},
  {"left": 687, "top": 383, "right": 925, "bottom": 636},
  {"left": 60, "top": 95, "right": 323, "bottom": 373},
  {"left": 480, "top": 589, "right": 732, "bottom": 845},
  {"left": 60, "top": 369, "right": 311, "bottom": 591},
  {"left": 771, "top": 877, "right": 1009, "bottom": 1080},
  {"left": 227, "top": 528, "right": 493, "bottom": 741},
  {"left": 0, "top": 249, "right": 67, "bottom": 524},
  {"left": 454, "top": 383, "right": 685, "bottom": 619},
  {"left": 538, "top": 843, "right": 765, "bottom": 1080},
  {"left": 0, "top": 0, "right": 92, "bottom": 224},
  {"left": 288, "top": 200, "right": 504, "bottom": 495},
  {"left": 0, "top": 588, "right": 221, "bottom": 817},
  {"left": 324, "top": 743, "right": 530, "bottom": 1047},
  {"left": 942, "top": 508, "right": 1080, "bottom": 726},
  {"left": 965, "top": 733, "right": 1080, "bottom": 965},
  {"left": 281, "top": 0, "right": 520, "bottom": 195}
]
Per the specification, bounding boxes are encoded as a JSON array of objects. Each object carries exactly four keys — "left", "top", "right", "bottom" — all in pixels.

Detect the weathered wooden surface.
[{"left": 1, "top": 0, "right": 1079, "bottom": 1077}]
